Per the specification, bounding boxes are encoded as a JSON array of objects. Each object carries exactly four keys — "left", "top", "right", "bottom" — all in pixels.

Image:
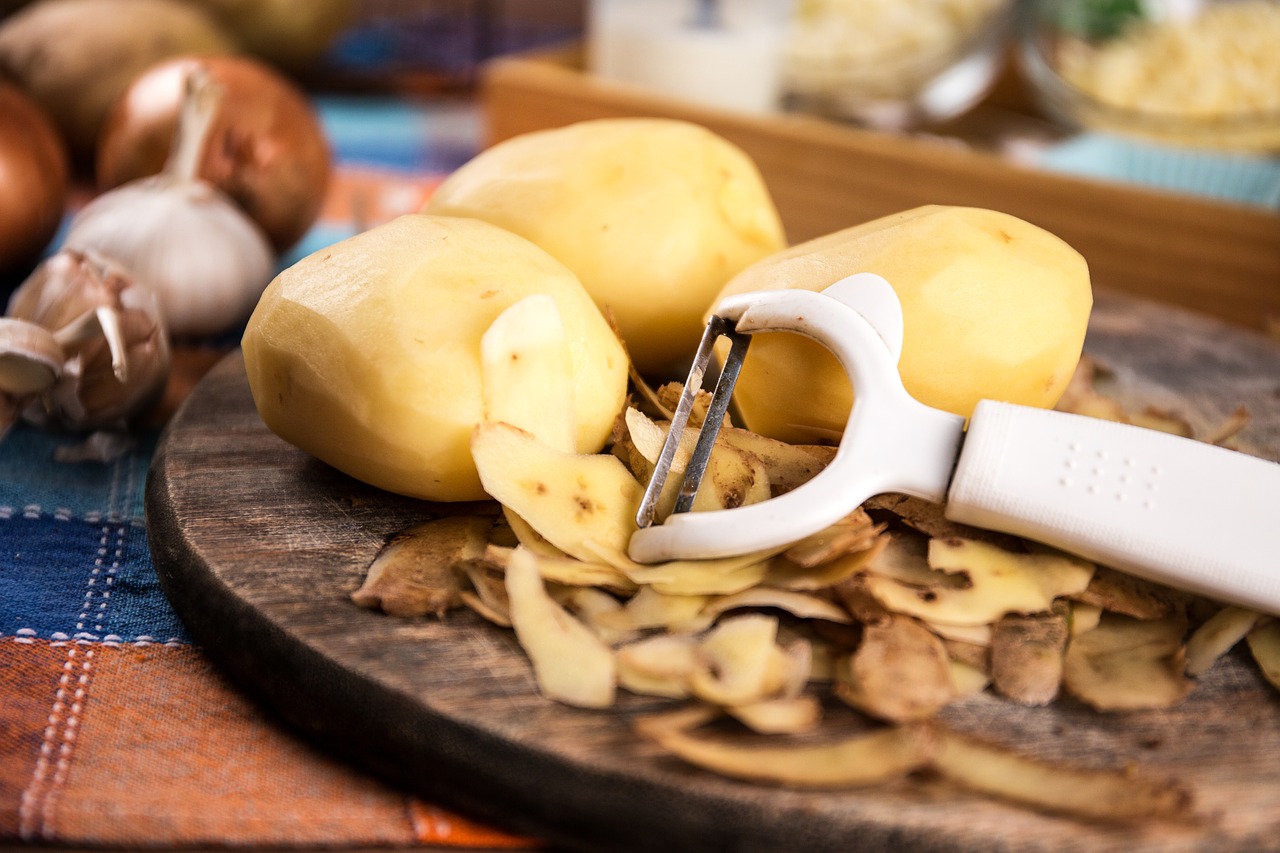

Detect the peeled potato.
[
  {"left": 712, "top": 205, "right": 1092, "bottom": 442},
  {"left": 426, "top": 118, "right": 787, "bottom": 376},
  {"left": 242, "top": 214, "right": 628, "bottom": 502}
]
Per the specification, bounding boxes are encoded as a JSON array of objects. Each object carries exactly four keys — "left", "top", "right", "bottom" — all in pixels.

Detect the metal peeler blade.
[
  {"left": 636, "top": 272, "right": 911, "bottom": 533},
  {"left": 635, "top": 315, "right": 751, "bottom": 530},
  {"left": 630, "top": 273, "right": 966, "bottom": 566}
]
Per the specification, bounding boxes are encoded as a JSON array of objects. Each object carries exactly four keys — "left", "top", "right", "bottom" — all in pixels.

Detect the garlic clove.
[
  {"left": 7, "top": 248, "right": 170, "bottom": 432},
  {"left": 7, "top": 248, "right": 137, "bottom": 333},
  {"left": 64, "top": 303, "right": 168, "bottom": 429},
  {"left": 0, "top": 316, "right": 64, "bottom": 396},
  {"left": 51, "top": 305, "right": 128, "bottom": 382},
  {"left": 96, "top": 305, "right": 129, "bottom": 383}
]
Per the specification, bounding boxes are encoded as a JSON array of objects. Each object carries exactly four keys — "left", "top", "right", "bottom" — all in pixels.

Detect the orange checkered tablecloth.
[{"left": 1, "top": 96, "right": 539, "bottom": 850}]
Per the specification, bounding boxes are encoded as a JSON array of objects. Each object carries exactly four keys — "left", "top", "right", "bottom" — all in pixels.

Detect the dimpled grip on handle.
[{"left": 946, "top": 400, "right": 1280, "bottom": 614}]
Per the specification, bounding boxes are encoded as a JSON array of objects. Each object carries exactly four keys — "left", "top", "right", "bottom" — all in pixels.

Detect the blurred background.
[{"left": 1, "top": 0, "right": 1277, "bottom": 319}]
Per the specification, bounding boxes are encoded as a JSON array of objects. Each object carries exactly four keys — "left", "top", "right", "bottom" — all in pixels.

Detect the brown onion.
[
  {"left": 0, "top": 0, "right": 237, "bottom": 167},
  {"left": 96, "top": 54, "right": 331, "bottom": 251},
  {"left": 0, "top": 79, "right": 69, "bottom": 276}
]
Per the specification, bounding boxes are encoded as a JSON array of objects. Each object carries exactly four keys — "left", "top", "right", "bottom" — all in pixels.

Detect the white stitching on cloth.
[
  {"left": 17, "top": 522, "right": 125, "bottom": 840},
  {"left": 4, "top": 636, "right": 186, "bottom": 648},
  {"left": 15, "top": 427, "right": 164, "bottom": 837},
  {"left": 0, "top": 505, "right": 144, "bottom": 526},
  {"left": 18, "top": 651, "right": 88, "bottom": 834}
]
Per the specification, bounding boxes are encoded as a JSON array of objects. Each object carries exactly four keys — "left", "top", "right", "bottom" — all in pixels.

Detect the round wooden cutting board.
[{"left": 147, "top": 291, "right": 1280, "bottom": 852}]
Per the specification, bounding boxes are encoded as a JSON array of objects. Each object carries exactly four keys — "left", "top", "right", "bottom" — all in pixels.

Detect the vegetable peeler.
[{"left": 629, "top": 274, "right": 1280, "bottom": 615}]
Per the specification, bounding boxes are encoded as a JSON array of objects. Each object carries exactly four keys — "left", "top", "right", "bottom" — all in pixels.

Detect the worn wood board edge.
[
  {"left": 479, "top": 50, "right": 1280, "bottom": 334},
  {"left": 141, "top": 374, "right": 981, "bottom": 853},
  {"left": 146, "top": 292, "right": 1280, "bottom": 852}
]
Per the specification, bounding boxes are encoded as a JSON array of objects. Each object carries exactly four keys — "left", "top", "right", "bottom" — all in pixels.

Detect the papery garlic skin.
[
  {"left": 0, "top": 315, "right": 61, "bottom": 441},
  {"left": 7, "top": 248, "right": 170, "bottom": 431},
  {"left": 0, "top": 317, "right": 63, "bottom": 396},
  {"left": 62, "top": 177, "right": 275, "bottom": 338}
]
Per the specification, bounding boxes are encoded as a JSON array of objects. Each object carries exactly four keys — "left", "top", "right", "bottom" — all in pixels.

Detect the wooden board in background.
[
  {"left": 481, "top": 50, "right": 1280, "bottom": 335},
  {"left": 147, "top": 292, "right": 1280, "bottom": 852}
]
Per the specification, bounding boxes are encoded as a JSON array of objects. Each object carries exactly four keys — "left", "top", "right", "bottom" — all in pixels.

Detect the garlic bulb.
[
  {"left": 64, "top": 177, "right": 274, "bottom": 337},
  {"left": 6, "top": 248, "right": 170, "bottom": 432},
  {"left": 62, "top": 67, "right": 275, "bottom": 339}
]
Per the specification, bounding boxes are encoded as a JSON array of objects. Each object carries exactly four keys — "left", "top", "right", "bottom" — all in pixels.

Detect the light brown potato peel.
[
  {"left": 351, "top": 515, "right": 491, "bottom": 618},
  {"left": 357, "top": 343, "right": 1274, "bottom": 827},
  {"left": 504, "top": 546, "right": 616, "bottom": 708}
]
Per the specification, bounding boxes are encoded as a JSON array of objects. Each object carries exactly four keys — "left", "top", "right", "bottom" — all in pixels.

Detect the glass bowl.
[
  {"left": 779, "top": 0, "right": 1016, "bottom": 131},
  {"left": 1020, "top": 0, "right": 1280, "bottom": 153}
]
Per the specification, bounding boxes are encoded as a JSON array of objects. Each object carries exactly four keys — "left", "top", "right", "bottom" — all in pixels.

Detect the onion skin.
[
  {"left": 0, "top": 80, "right": 69, "bottom": 276},
  {"left": 97, "top": 54, "right": 331, "bottom": 251},
  {"left": 0, "top": 0, "right": 237, "bottom": 167}
]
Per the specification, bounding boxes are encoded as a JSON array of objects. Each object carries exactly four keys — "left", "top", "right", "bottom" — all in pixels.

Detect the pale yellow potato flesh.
[
  {"left": 932, "top": 729, "right": 1192, "bottom": 821},
  {"left": 471, "top": 422, "right": 643, "bottom": 562},
  {"left": 586, "top": 540, "right": 775, "bottom": 597},
  {"left": 616, "top": 634, "right": 699, "bottom": 698},
  {"left": 482, "top": 544, "right": 635, "bottom": 593},
  {"left": 865, "top": 538, "right": 1094, "bottom": 627},
  {"left": 688, "top": 614, "right": 783, "bottom": 706},
  {"left": 242, "top": 214, "right": 627, "bottom": 502},
  {"left": 727, "top": 696, "right": 823, "bottom": 735},
  {"left": 504, "top": 546, "right": 616, "bottom": 708},
  {"left": 621, "top": 407, "right": 772, "bottom": 516},
  {"left": 711, "top": 205, "right": 1092, "bottom": 442},
  {"left": 1184, "top": 605, "right": 1262, "bottom": 677},
  {"left": 480, "top": 294, "right": 576, "bottom": 453},
  {"left": 426, "top": 118, "right": 787, "bottom": 376},
  {"left": 1062, "top": 613, "right": 1193, "bottom": 711},
  {"left": 948, "top": 661, "right": 991, "bottom": 698},
  {"left": 699, "top": 587, "right": 853, "bottom": 625},
  {"left": 638, "top": 720, "right": 938, "bottom": 789},
  {"left": 597, "top": 585, "right": 712, "bottom": 634}
]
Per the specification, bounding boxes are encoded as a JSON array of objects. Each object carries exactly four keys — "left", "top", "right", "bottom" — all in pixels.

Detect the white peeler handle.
[{"left": 946, "top": 400, "right": 1280, "bottom": 612}]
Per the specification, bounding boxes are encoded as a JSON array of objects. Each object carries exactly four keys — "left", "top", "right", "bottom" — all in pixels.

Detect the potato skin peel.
[
  {"left": 505, "top": 546, "right": 616, "bottom": 709},
  {"left": 635, "top": 714, "right": 1195, "bottom": 821},
  {"left": 638, "top": 718, "right": 938, "bottom": 790},
  {"left": 931, "top": 729, "right": 1194, "bottom": 823}
]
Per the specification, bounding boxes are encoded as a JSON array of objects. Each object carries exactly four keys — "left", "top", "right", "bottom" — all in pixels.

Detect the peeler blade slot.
[
  {"left": 635, "top": 315, "right": 748, "bottom": 528},
  {"left": 673, "top": 326, "right": 750, "bottom": 515}
]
